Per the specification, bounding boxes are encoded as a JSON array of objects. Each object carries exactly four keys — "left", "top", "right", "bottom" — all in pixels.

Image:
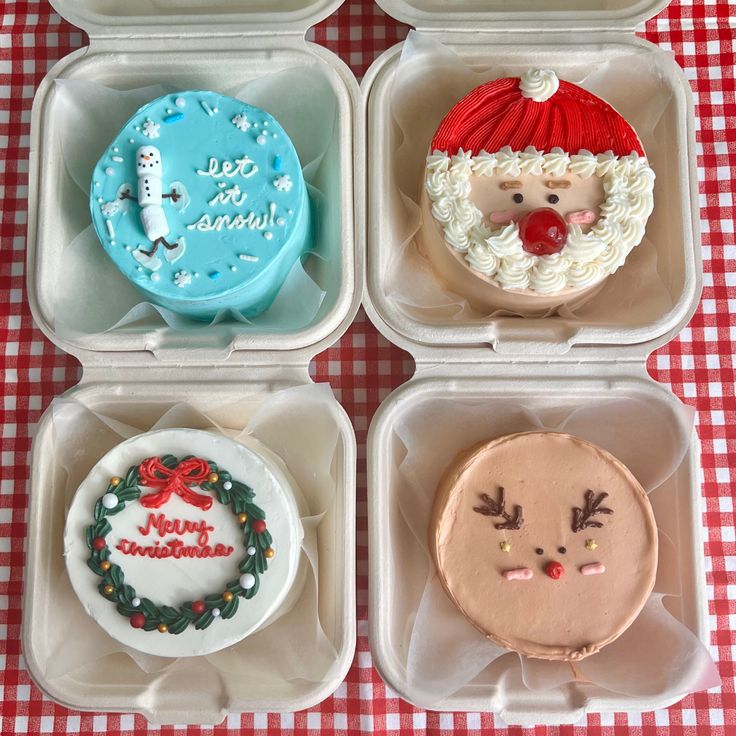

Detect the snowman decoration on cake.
[{"left": 119, "top": 145, "right": 187, "bottom": 270}]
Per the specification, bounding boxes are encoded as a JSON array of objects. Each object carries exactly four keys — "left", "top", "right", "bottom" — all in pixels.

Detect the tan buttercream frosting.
[{"left": 430, "top": 432, "right": 657, "bottom": 661}]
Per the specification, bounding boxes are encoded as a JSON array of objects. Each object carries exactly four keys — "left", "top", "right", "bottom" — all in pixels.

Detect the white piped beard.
[{"left": 425, "top": 147, "right": 655, "bottom": 295}]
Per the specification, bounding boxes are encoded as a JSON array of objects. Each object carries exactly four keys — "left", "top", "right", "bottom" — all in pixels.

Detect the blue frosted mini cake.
[{"left": 89, "top": 91, "right": 310, "bottom": 321}]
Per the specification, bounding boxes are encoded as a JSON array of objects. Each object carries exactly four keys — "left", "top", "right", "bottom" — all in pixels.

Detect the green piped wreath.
[{"left": 85, "top": 454, "right": 273, "bottom": 635}]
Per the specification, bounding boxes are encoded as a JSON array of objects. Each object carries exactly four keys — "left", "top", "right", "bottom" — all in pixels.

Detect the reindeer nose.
[
  {"left": 545, "top": 561, "right": 565, "bottom": 580},
  {"left": 518, "top": 207, "right": 567, "bottom": 256}
]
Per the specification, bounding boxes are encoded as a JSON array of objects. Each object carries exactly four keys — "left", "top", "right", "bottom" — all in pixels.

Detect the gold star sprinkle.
[
  {"left": 585, "top": 539, "right": 598, "bottom": 551},
  {"left": 500, "top": 541, "right": 511, "bottom": 553}
]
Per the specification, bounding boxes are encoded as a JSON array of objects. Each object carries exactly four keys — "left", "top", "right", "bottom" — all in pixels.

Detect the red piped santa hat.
[{"left": 431, "top": 68, "right": 645, "bottom": 158}]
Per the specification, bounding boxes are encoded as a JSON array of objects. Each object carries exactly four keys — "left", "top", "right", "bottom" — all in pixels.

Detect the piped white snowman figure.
[{"left": 120, "top": 146, "right": 186, "bottom": 269}]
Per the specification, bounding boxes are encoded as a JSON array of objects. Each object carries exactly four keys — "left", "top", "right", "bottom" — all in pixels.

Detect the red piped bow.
[{"left": 138, "top": 456, "right": 213, "bottom": 510}]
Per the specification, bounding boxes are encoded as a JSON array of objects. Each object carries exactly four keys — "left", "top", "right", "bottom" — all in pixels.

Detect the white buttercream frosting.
[
  {"left": 518, "top": 147, "right": 545, "bottom": 176},
  {"left": 425, "top": 146, "right": 656, "bottom": 295},
  {"left": 465, "top": 242, "right": 499, "bottom": 274},
  {"left": 529, "top": 262, "right": 569, "bottom": 294},
  {"left": 495, "top": 146, "right": 523, "bottom": 177},
  {"left": 543, "top": 148, "right": 571, "bottom": 177},
  {"left": 519, "top": 69, "right": 560, "bottom": 103},
  {"left": 485, "top": 222, "right": 525, "bottom": 257}
]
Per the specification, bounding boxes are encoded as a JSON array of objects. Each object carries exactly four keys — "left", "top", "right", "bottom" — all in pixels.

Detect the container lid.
[
  {"left": 375, "top": 0, "right": 671, "bottom": 33},
  {"left": 49, "top": 0, "right": 345, "bottom": 37}
]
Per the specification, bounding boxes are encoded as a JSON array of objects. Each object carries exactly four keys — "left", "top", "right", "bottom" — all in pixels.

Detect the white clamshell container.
[
  {"left": 363, "top": 0, "right": 708, "bottom": 724},
  {"left": 24, "top": 0, "right": 361, "bottom": 723}
]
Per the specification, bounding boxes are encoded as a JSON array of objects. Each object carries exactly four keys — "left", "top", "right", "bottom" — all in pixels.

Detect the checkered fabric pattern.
[{"left": 0, "top": 0, "right": 733, "bottom": 732}]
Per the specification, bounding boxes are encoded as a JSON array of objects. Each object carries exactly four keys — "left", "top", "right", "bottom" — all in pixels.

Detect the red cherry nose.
[
  {"left": 545, "top": 561, "right": 565, "bottom": 580},
  {"left": 518, "top": 207, "right": 567, "bottom": 256}
]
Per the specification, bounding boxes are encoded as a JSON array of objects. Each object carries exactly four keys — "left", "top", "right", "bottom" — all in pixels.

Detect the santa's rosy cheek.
[
  {"left": 503, "top": 568, "right": 533, "bottom": 581},
  {"left": 580, "top": 562, "right": 606, "bottom": 576},
  {"left": 565, "top": 209, "right": 596, "bottom": 225},
  {"left": 488, "top": 210, "right": 516, "bottom": 225}
]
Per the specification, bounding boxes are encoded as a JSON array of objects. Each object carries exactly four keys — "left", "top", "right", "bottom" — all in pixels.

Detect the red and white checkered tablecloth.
[{"left": 1, "top": 0, "right": 734, "bottom": 733}]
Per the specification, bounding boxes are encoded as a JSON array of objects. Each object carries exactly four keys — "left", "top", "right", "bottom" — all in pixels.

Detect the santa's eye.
[
  {"left": 558, "top": 546, "right": 567, "bottom": 554},
  {"left": 548, "top": 194, "right": 559, "bottom": 204},
  {"left": 513, "top": 193, "right": 524, "bottom": 204},
  {"left": 535, "top": 548, "right": 544, "bottom": 555}
]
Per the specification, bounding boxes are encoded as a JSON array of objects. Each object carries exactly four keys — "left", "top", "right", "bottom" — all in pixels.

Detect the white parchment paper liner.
[
  {"left": 385, "top": 32, "right": 677, "bottom": 325},
  {"left": 395, "top": 395, "right": 719, "bottom": 706},
  {"left": 52, "top": 68, "right": 337, "bottom": 336},
  {"left": 43, "top": 384, "right": 342, "bottom": 695}
]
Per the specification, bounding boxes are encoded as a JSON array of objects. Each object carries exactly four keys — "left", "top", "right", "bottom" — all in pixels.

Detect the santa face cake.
[
  {"left": 64, "top": 429, "right": 303, "bottom": 657},
  {"left": 430, "top": 432, "right": 657, "bottom": 661},
  {"left": 89, "top": 91, "right": 310, "bottom": 321},
  {"left": 421, "top": 69, "right": 655, "bottom": 315}
]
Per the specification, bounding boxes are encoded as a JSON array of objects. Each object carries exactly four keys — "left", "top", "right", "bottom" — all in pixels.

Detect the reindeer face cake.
[
  {"left": 420, "top": 69, "right": 655, "bottom": 315},
  {"left": 430, "top": 432, "right": 657, "bottom": 661}
]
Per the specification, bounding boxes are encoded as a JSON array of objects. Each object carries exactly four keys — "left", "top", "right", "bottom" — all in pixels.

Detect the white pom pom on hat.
[{"left": 519, "top": 69, "right": 560, "bottom": 103}]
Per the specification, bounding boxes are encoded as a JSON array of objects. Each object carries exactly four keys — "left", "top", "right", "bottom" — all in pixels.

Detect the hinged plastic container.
[
  {"left": 363, "top": 0, "right": 708, "bottom": 724},
  {"left": 23, "top": 0, "right": 361, "bottom": 724}
]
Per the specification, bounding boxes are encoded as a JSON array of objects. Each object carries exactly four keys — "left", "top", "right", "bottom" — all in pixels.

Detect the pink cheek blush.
[
  {"left": 580, "top": 563, "right": 606, "bottom": 576},
  {"left": 565, "top": 209, "right": 597, "bottom": 225},
  {"left": 503, "top": 568, "right": 534, "bottom": 581},
  {"left": 488, "top": 210, "right": 515, "bottom": 225}
]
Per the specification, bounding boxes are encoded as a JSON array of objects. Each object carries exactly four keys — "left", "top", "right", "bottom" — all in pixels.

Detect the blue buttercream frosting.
[{"left": 89, "top": 90, "right": 311, "bottom": 320}]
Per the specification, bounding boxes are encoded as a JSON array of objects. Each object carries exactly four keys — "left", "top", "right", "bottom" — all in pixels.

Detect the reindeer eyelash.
[
  {"left": 572, "top": 490, "right": 613, "bottom": 532},
  {"left": 473, "top": 487, "right": 524, "bottom": 530}
]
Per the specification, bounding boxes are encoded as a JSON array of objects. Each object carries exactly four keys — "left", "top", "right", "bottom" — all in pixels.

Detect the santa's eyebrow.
[
  {"left": 545, "top": 180, "right": 572, "bottom": 189},
  {"left": 499, "top": 180, "right": 523, "bottom": 190}
]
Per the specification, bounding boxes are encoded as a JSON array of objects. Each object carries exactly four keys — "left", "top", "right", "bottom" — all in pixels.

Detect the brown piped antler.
[
  {"left": 473, "top": 487, "right": 523, "bottom": 530},
  {"left": 572, "top": 489, "right": 613, "bottom": 532}
]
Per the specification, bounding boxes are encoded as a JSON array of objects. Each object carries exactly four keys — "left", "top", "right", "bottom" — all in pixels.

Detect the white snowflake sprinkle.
[
  {"left": 273, "top": 174, "right": 293, "bottom": 192},
  {"left": 232, "top": 112, "right": 250, "bottom": 132},
  {"left": 101, "top": 201, "right": 120, "bottom": 216},
  {"left": 174, "top": 270, "right": 192, "bottom": 287},
  {"left": 142, "top": 118, "right": 160, "bottom": 139}
]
